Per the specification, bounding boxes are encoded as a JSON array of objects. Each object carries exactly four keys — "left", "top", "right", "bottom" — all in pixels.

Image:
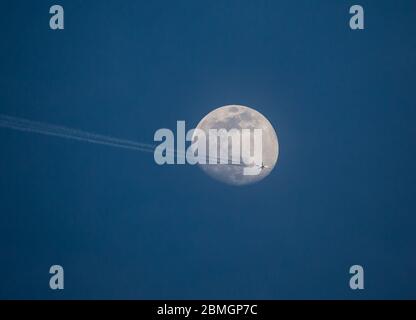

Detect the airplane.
[{"left": 258, "top": 162, "right": 269, "bottom": 170}]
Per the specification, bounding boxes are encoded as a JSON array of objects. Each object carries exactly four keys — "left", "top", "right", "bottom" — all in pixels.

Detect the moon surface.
[{"left": 193, "top": 105, "right": 279, "bottom": 185}]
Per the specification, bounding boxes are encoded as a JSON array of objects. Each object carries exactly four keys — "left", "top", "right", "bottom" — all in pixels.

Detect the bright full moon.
[{"left": 193, "top": 105, "right": 279, "bottom": 186}]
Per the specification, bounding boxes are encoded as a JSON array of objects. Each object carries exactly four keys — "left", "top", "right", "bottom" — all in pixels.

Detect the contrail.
[
  {"left": 0, "top": 114, "right": 250, "bottom": 166},
  {"left": 0, "top": 114, "right": 155, "bottom": 153}
]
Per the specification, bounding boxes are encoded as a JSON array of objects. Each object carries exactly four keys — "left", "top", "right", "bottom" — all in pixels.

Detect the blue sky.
[{"left": 0, "top": 0, "right": 415, "bottom": 299}]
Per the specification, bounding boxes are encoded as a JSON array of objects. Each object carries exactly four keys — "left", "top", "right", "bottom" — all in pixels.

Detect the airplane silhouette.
[{"left": 258, "top": 162, "right": 269, "bottom": 170}]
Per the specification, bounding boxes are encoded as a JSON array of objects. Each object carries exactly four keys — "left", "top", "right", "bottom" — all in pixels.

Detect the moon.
[{"left": 193, "top": 105, "right": 279, "bottom": 185}]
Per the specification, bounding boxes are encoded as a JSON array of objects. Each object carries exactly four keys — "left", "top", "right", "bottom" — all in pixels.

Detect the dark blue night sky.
[{"left": 0, "top": 0, "right": 415, "bottom": 299}]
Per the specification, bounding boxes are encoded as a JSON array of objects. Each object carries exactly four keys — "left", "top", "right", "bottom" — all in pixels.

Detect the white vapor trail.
[
  {"left": 0, "top": 114, "right": 155, "bottom": 153},
  {"left": 0, "top": 114, "right": 249, "bottom": 166}
]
